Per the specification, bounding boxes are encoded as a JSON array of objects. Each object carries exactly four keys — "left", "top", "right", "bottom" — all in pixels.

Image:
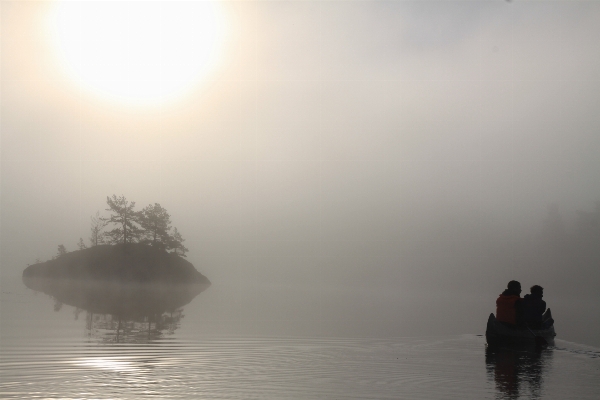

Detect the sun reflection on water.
[{"left": 74, "top": 357, "right": 137, "bottom": 372}]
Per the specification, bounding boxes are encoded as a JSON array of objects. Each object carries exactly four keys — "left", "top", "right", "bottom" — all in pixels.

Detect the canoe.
[{"left": 485, "top": 308, "right": 556, "bottom": 346}]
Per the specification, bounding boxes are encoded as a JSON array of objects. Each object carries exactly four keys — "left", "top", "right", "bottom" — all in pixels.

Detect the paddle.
[{"left": 526, "top": 325, "right": 548, "bottom": 347}]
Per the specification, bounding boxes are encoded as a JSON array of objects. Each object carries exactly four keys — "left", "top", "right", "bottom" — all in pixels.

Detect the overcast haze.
[{"left": 2, "top": 1, "right": 600, "bottom": 345}]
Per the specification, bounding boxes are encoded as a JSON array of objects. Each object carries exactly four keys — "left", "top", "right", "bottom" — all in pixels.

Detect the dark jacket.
[
  {"left": 522, "top": 293, "right": 546, "bottom": 327},
  {"left": 496, "top": 289, "right": 523, "bottom": 326}
]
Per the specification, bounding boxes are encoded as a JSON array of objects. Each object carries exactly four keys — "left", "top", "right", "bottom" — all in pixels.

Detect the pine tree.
[
  {"left": 77, "top": 237, "right": 87, "bottom": 250},
  {"left": 56, "top": 244, "right": 67, "bottom": 258},
  {"left": 169, "top": 227, "right": 188, "bottom": 257},
  {"left": 139, "top": 203, "right": 172, "bottom": 250},
  {"left": 102, "top": 195, "right": 143, "bottom": 244}
]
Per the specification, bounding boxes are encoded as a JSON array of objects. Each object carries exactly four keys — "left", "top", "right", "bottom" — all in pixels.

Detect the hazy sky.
[{"left": 2, "top": 1, "right": 600, "bottom": 341}]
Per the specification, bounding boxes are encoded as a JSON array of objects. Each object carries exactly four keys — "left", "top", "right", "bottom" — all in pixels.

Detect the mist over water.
[
  {"left": 2, "top": 280, "right": 600, "bottom": 399},
  {"left": 2, "top": 0, "right": 600, "bottom": 398}
]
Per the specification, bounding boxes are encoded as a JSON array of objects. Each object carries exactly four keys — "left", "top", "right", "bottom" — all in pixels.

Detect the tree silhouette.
[
  {"left": 102, "top": 195, "right": 143, "bottom": 244},
  {"left": 56, "top": 244, "right": 67, "bottom": 258},
  {"left": 139, "top": 203, "right": 188, "bottom": 256},
  {"left": 90, "top": 211, "right": 107, "bottom": 247},
  {"left": 77, "top": 237, "right": 87, "bottom": 250},
  {"left": 139, "top": 203, "right": 172, "bottom": 250},
  {"left": 169, "top": 227, "right": 188, "bottom": 257}
]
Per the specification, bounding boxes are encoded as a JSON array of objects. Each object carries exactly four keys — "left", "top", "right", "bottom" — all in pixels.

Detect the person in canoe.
[
  {"left": 522, "top": 285, "right": 554, "bottom": 329},
  {"left": 495, "top": 280, "right": 524, "bottom": 328}
]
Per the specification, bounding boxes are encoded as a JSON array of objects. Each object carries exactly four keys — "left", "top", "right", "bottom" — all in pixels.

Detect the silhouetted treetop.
[
  {"left": 169, "top": 227, "right": 188, "bottom": 257},
  {"left": 94, "top": 195, "right": 188, "bottom": 256},
  {"left": 56, "top": 244, "right": 67, "bottom": 259},
  {"left": 90, "top": 211, "right": 107, "bottom": 247},
  {"left": 140, "top": 203, "right": 172, "bottom": 249},
  {"left": 138, "top": 203, "right": 188, "bottom": 256},
  {"left": 47, "top": 195, "right": 189, "bottom": 262},
  {"left": 102, "top": 195, "right": 143, "bottom": 245}
]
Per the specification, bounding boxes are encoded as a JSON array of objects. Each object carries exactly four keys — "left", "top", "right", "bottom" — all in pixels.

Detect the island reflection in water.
[
  {"left": 84, "top": 309, "right": 185, "bottom": 343},
  {"left": 22, "top": 275, "right": 207, "bottom": 343},
  {"left": 485, "top": 343, "right": 553, "bottom": 400}
]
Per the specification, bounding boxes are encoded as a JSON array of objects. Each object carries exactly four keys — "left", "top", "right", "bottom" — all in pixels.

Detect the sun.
[{"left": 47, "top": 1, "right": 227, "bottom": 106}]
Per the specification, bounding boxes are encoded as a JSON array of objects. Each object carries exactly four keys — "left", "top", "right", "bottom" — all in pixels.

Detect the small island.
[
  {"left": 23, "top": 243, "right": 210, "bottom": 285},
  {"left": 22, "top": 195, "right": 210, "bottom": 318}
]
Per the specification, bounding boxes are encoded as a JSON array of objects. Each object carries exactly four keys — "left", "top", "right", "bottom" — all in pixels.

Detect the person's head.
[
  {"left": 507, "top": 280, "right": 521, "bottom": 293},
  {"left": 530, "top": 285, "right": 544, "bottom": 296}
]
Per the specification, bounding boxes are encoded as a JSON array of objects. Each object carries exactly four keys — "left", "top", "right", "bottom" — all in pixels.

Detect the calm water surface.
[{"left": 1, "top": 281, "right": 599, "bottom": 399}]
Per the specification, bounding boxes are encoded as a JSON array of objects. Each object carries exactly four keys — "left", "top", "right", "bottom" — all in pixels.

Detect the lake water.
[{"left": 2, "top": 279, "right": 599, "bottom": 399}]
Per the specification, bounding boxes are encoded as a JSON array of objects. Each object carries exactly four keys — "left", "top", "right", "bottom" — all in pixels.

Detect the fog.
[{"left": 2, "top": 1, "right": 599, "bottom": 346}]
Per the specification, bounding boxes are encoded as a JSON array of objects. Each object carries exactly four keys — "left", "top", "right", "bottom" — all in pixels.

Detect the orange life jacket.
[{"left": 496, "top": 294, "right": 520, "bottom": 325}]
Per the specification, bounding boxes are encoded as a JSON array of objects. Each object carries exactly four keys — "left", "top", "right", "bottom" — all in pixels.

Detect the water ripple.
[{"left": 2, "top": 336, "right": 599, "bottom": 399}]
